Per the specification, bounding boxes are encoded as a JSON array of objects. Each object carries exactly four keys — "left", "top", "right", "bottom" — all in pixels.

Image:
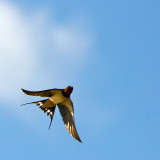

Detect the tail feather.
[
  {"left": 21, "top": 99, "right": 56, "bottom": 129},
  {"left": 20, "top": 99, "right": 48, "bottom": 106}
]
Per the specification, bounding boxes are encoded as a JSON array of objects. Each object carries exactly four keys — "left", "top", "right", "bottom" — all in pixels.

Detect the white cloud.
[
  {"left": 0, "top": 1, "right": 92, "bottom": 104},
  {"left": 0, "top": 2, "right": 38, "bottom": 102}
]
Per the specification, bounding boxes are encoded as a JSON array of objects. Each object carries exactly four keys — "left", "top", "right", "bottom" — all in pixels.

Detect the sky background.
[{"left": 0, "top": 0, "right": 160, "bottom": 159}]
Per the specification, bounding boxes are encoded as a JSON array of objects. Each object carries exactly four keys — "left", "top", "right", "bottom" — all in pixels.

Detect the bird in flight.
[{"left": 21, "top": 86, "right": 82, "bottom": 143}]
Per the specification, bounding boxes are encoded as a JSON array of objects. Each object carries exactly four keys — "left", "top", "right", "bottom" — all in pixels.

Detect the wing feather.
[
  {"left": 21, "top": 88, "right": 61, "bottom": 97},
  {"left": 58, "top": 100, "right": 82, "bottom": 143}
]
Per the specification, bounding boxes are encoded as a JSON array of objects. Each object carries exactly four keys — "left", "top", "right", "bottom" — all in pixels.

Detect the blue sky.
[{"left": 0, "top": 0, "right": 160, "bottom": 159}]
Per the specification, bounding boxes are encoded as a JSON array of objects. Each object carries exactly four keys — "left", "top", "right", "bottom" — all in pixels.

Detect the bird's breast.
[{"left": 49, "top": 92, "right": 67, "bottom": 104}]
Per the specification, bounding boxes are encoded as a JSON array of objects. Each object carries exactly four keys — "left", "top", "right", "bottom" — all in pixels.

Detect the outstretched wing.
[
  {"left": 58, "top": 100, "right": 82, "bottom": 143},
  {"left": 21, "top": 88, "right": 61, "bottom": 97}
]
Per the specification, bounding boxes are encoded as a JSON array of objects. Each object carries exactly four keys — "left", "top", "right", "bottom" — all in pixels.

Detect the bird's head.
[{"left": 62, "top": 86, "right": 73, "bottom": 97}]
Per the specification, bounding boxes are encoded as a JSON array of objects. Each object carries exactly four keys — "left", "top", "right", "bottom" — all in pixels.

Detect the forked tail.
[{"left": 20, "top": 99, "right": 56, "bottom": 129}]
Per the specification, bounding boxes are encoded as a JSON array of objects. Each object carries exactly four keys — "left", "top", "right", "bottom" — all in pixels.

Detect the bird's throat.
[{"left": 62, "top": 86, "right": 73, "bottom": 97}]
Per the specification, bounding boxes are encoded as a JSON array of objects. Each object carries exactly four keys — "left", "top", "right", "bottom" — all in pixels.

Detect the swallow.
[{"left": 21, "top": 86, "right": 82, "bottom": 143}]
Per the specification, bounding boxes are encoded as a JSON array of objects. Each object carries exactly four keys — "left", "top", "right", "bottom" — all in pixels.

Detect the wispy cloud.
[
  {"left": 0, "top": 1, "right": 92, "bottom": 103},
  {"left": 0, "top": 2, "right": 39, "bottom": 102}
]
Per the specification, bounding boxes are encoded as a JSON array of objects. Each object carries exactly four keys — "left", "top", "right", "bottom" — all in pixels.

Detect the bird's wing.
[
  {"left": 21, "top": 88, "right": 61, "bottom": 97},
  {"left": 58, "top": 99, "right": 82, "bottom": 142}
]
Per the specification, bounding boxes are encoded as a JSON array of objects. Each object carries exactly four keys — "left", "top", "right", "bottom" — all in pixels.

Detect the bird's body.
[
  {"left": 49, "top": 90, "right": 68, "bottom": 105},
  {"left": 21, "top": 86, "right": 82, "bottom": 143}
]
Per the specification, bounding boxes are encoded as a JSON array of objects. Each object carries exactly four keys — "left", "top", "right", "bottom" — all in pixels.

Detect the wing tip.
[
  {"left": 21, "top": 88, "right": 27, "bottom": 93},
  {"left": 21, "top": 88, "right": 33, "bottom": 96},
  {"left": 76, "top": 134, "right": 82, "bottom": 143},
  {"left": 78, "top": 138, "right": 82, "bottom": 143}
]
